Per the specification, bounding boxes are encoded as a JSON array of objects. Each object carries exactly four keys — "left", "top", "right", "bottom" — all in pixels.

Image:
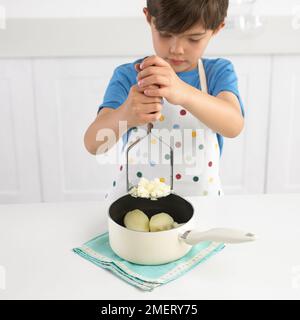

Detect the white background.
[{"left": 0, "top": 0, "right": 300, "bottom": 17}]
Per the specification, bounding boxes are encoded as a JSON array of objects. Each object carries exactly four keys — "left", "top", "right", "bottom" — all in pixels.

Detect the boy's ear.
[
  {"left": 143, "top": 7, "right": 152, "bottom": 25},
  {"left": 212, "top": 21, "right": 226, "bottom": 36}
]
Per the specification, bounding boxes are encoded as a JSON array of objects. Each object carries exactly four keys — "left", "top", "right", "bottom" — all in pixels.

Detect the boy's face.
[{"left": 143, "top": 8, "right": 225, "bottom": 73}]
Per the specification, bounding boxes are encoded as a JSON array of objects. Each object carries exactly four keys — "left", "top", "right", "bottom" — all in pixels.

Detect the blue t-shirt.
[{"left": 98, "top": 57, "right": 245, "bottom": 156}]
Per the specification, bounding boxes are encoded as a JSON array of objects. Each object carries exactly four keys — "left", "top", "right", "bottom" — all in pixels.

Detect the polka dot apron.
[{"left": 104, "top": 58, "right": 223, "bottom": 202}]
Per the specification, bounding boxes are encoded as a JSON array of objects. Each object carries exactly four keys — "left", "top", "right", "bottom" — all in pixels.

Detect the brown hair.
[{"left": 146, "top": 0, "right": 229, "bottom": 33}]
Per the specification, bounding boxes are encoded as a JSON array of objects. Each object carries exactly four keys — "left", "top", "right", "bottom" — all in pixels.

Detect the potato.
[
  {"left": 129, "top": 177, "right": 171, "bottom": 200},
  {"left": 123, "top": 209, "right": 150, "bottom": 232},
  {"left": 149, "top": 213, "right": 174, "bottom": 232},
  {"left": 173, "top": 222, "right": 184, "bottom": 228}
]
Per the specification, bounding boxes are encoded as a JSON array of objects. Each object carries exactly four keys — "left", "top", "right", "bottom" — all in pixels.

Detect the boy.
[{"left": 84, "top": 0, "right": 244, "bottom": 199}]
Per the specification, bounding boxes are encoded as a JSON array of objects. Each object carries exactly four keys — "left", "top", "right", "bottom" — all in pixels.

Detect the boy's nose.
[
  {"left": 170, "top": 49, "right": 184, "bottom": 56},
  {"left": 170, "top": 40, "right": 184, "bottom": 55}
]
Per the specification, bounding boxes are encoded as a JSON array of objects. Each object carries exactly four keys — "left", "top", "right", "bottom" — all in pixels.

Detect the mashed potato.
[{"left": 129, "top": 177, "right": 171, "bottom": 200}]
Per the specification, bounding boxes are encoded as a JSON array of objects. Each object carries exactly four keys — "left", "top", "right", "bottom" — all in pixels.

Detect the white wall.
[{"left": 0, "top": 0, "right": 300, "bottom": 18}]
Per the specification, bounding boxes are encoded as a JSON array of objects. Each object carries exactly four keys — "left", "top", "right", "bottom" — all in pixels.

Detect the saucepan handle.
[{"left": 180, "top": 228, "right": 256, "bottom": 245}]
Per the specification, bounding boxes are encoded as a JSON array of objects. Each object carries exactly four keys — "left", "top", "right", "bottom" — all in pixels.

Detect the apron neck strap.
[{"left": 198, "top": 58, "right": 208, "bottom": 94}]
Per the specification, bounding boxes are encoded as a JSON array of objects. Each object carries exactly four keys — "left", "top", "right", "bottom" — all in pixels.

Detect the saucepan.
[{"left": 108, "top": 124, "right": 256, "bottom": 265}]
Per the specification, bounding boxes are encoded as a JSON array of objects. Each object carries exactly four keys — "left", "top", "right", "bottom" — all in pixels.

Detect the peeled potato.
[
  {"left": 173, "top": 222, "right": 184, "bottom": 228},
  {"left": 149, "top": 213, "right": 174, "bottom": 232},
  {"left": 123, "top": 209, "right": 150, "bottom": 232}
]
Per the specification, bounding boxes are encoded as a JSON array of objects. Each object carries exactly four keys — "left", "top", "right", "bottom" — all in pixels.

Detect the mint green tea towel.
[{"left": 73, "top": 232, "right": 225, "bottom": 291}]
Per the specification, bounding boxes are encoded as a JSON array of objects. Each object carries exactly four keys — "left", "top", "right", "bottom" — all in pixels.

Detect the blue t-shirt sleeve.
[
  {"left": 97, "top": 65, "right": 132, "bottom": 114},
  {"left": 209, "top": 59, "right": 245, "bottom": 117}
]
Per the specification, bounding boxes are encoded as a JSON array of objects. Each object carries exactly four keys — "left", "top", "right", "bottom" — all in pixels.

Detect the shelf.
[{"left": 0, "top": 16, "right": 299, "bottom": 57}]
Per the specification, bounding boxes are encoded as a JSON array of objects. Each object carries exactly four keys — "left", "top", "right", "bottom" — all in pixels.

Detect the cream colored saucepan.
[{"left": 108, "top": 193, "right": 256, "bottom": 265}]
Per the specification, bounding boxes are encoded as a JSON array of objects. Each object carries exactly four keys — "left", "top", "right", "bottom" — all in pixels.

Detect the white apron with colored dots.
[{"left": 103, "top": 58, "right": 223, "bottom": 202}]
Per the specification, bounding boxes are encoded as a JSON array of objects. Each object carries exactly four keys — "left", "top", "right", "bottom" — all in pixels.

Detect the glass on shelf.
[{"left": 226, "top": 0, "right": 264, "bottom": 35}]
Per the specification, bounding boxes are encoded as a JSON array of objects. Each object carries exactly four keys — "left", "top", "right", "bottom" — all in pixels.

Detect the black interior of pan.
[{"left": 109, "top": 193, "right": 194, "bottom": 227}]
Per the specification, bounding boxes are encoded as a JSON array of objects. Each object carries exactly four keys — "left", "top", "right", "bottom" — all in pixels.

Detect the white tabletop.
[{"left": 0, "top": 194, "right": 300, "bottom": 300}]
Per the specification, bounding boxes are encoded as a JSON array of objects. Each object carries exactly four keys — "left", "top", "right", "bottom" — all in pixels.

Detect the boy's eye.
[{"left": 159, "top": 33, "right": 201, "bottom": 42}]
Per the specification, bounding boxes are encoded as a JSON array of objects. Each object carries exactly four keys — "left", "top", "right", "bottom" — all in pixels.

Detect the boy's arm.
[
  {"left": 181, "top": 85, "right": 244, "bottom": 138},
  {"left": 84, "top": 105, "right": 129, "bottom": 155}
]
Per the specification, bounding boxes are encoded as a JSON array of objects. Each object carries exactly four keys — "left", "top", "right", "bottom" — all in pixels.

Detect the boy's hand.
[
  {"left": 136, "top": 55, "right": 189, "bottom": 106},
  {"left": 122, "top": 84, "right": 163, "bottom": 128}
]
